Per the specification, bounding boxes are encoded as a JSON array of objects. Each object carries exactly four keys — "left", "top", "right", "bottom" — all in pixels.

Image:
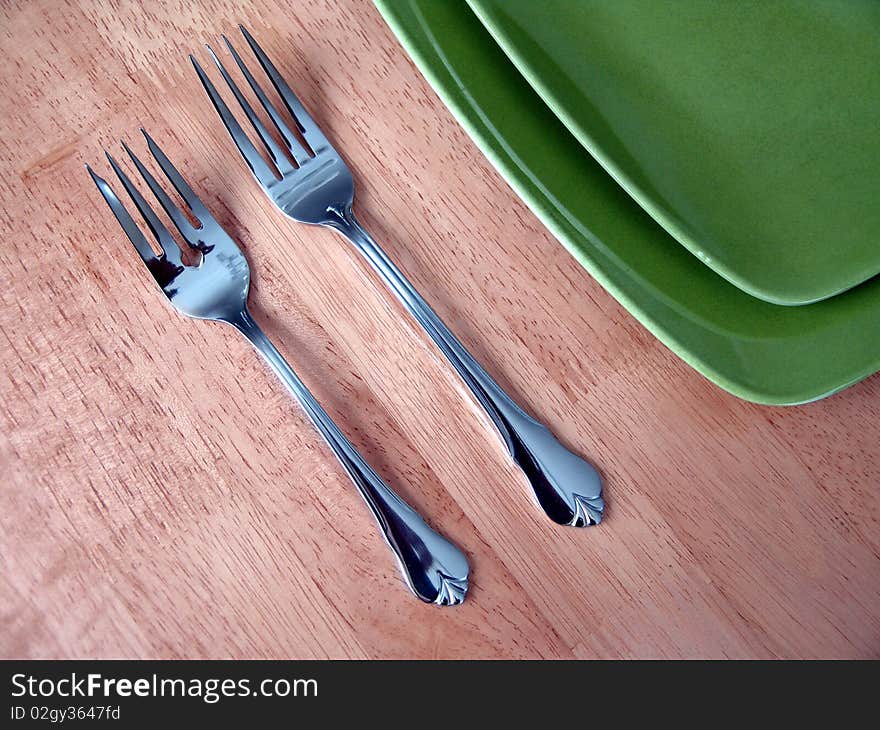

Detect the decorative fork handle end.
[
  {"left": 383, "top": 506, "right": 470, "bottom": 606},
  {"left": 320, "top": 444, "right": 470, "bottom": 606},
  {"left": 501, "top": 412, "right": 604, "bottom": 527}
]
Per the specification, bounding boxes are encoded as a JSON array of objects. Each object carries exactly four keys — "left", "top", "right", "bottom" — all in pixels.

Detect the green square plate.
[
  {"left": 374, "top": 0, "right": 880, "bottom": 404},
  {"left": 468, "top": 0, "right": 880, "bottom": 305}
]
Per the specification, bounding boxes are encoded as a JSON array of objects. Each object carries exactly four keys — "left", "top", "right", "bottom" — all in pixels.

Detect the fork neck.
[
  {"left": 324, "top": 204, "right": 361, "bottom": 238},
  {"left": 224, "top": 309, "right": 281, "bottom": 365},
  {"left": 326, "top": 205, "right": 392, "bottom": 257},
  {"left": 224, "top": 308, "right": 308, "bottom": 405},
  {"left": 324, "top": 205, "right": 390, "bottom": 273},
  {"left": 224, "top": 307, "right": 260, "bottom": 338}
]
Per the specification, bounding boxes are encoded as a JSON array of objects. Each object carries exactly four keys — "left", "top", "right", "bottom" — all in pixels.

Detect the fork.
[
  {"left": 86, "top": 130, "right": 469, "bottom": 605},
  {"left": 192, "top": 26, "right": 605, "bottom": 526}
]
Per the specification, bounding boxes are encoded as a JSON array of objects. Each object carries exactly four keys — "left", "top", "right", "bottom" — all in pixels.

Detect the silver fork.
[
  {"left": 86, "top": 130, "right": 469, "bottom": 606},
  {"left": 192, "top": 26, "right": 605, "bottom": 526}
]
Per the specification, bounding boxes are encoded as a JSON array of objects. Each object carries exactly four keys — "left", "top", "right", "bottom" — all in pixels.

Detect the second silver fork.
[
  {"left": 192, "top": 26, "right": 605, "bottom": 526},
  {"left": 87, "top": 131, "right": 469, "bottom": 605}
]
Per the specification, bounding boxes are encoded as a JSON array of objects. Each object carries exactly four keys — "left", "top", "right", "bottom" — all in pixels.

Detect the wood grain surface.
[{"left": 1, "top": 0, "right": 878, "bottom": 659}]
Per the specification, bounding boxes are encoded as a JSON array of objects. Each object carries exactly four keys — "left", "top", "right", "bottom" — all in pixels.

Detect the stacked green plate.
[
  {"left": 469, "top": 0, "right": 880, "bottom": 306},
  {"left": 375, "top": 0, "right": 880, "bottom": 404}
]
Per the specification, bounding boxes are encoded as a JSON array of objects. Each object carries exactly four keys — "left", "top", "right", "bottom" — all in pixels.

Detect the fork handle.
[
  {"left": 227, "top": 308, "right": 469, "bottom": 605},
  {"left": 330, "top": 207, "right": 604, "bottom": 527}
]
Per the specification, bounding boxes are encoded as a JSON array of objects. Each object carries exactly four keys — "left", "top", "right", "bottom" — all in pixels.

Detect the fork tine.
[
  {"left": 87, "top": 164, "right": 158, "bottom": 265},
  {"left": 238, "top": 25, "right": 329, "bottom": 151},
  {"left": 141, "top": 129, "right": 213, "bottom": 225},
  {"left": 121, "top": 139, "right": 199, "bottom": 249},
  {"left": 221, "top": 34, "right": 310, "bottom": 166},
  {"left": 205, "top": 44, "right": 294, "bottom": 176},
  {"left": 190, "top": 54, "right": 278, "bottom": 188},
  {"left": 104, "top": 151, "right": 183, "bottom": 265}
]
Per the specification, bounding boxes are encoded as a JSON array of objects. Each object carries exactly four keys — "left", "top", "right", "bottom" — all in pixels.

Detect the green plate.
[
  {"left": 374, "top": 0, "right": 880, "bottom": 404},
  {"left": 468, "top": 0, "right": 880, "bottom": 305}
]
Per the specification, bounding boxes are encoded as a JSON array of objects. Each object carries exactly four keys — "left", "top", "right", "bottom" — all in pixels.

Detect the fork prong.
[
  {"left": 238, "top": 25, "right": 329, "bottom": 152},
  {"left": 87, "top": 164, "right": 158, "bottom": 265},
  {"left": 121, "top": 139, "right": 200, "bottom": 249},
  {"left": 205, "top": 44, "right": 294, "bottom": 177},
  {"left": 221, "top": 34, "right": 311, "bottom": 166},
  {"left": 191, "top": 53, "right": 279, "bottom": 189},
  {"left": 104, "top": 151, "right": 183, "bottom": 265},
  {"left": 141, "top": 129, "right": 213, "bottom": 225}
]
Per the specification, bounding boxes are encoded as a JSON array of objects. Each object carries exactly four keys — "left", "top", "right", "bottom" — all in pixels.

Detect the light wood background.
[{"left": 1, "top": 0, "right": 878, "bottom": 659}]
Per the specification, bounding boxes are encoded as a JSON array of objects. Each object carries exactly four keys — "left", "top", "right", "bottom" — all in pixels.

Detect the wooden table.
[{"left": 1, "top": 0, "right": 877, "bottom": 660}]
